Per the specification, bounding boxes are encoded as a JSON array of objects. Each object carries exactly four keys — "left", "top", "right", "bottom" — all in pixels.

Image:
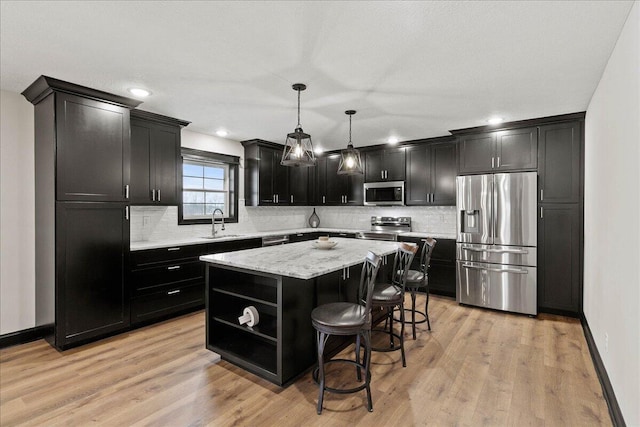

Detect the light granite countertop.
[
  {"left": 130, "top": 228, "right": 456, "bottom": 251},
  {"left": 199, "top": 237, "right": 400, "bottom": 280}
]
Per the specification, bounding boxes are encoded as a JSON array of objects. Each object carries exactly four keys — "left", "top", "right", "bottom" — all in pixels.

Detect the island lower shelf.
[{"left": 205, "top": 265, "right": 318, "bottom": 386}]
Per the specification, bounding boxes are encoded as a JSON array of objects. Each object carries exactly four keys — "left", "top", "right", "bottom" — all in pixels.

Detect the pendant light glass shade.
[
  {"left": 281, "top": 83, "right": 316, "bottom": 167},
  {"left": 337, "top": 110, "right": 363, "bottom": 175}
]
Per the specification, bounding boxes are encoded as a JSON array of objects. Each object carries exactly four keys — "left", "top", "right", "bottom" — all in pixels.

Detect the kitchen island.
[{"left": 200, "top": 238, "right": 398, "bottom": 385}]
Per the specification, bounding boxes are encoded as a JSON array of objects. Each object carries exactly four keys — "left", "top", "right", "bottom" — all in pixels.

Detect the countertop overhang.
[{"left": 199, "top": 238, "right": 399, "bottom": 280}]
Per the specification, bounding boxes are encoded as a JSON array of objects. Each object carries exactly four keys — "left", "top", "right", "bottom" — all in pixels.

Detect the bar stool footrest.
[
  {"left": 313, "top": 359, "right": 371, "bottom": 394},
  {"left": 395, "top": 308, "right": 428, "bottom": 325}
]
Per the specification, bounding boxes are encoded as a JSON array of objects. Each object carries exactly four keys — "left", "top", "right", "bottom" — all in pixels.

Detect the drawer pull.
[
  {"left": 167, "top": 247, "right": 181, "bottom": 251},
  {"left": 167, "top": 290, "right": 181, "bottom": 295},
  {"left": 167, "top": 266, "right": 181, "bottom": 271}
]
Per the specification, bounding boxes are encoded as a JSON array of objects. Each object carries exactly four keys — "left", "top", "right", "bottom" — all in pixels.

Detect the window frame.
[{"left": 178, "top": 148, "right": 239, "bottom": 225}]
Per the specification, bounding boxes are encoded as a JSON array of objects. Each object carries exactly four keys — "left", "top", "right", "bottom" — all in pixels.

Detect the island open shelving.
[{"left": 201, "top": 238, "right": 398, "bottom": 386}]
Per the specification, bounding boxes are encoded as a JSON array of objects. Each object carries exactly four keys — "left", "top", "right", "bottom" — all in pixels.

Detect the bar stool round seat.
[
  {"left": 370, "top": 242, "right": 417, "bottom": 368},
  {"left": 311, "top": 252, "right": 382, "bottom": 415},
  {"left": 312, "top": 303, "right": 368, "bottom": 335}
]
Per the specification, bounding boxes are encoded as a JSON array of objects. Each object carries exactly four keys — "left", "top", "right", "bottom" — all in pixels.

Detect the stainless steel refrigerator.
[{"left": 456, "top": 172, "right": 537, "bottom": 315}]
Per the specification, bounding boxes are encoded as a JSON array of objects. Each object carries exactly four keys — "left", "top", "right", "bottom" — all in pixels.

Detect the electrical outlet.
[
  {"left": 143, "top": 216, "right": 150, "bottom": 228},
  {"left": 605, "top": 332, "right": 609, "bottom": 353}
]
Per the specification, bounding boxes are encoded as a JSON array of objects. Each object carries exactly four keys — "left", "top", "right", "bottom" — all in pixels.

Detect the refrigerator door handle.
[
  {"left": 461, "top": 246, "right": 529, "bottom": 254},
  {"left": 461, "top": 263, "right": 528, "bottom": 274},
  {"left": 491, "top": 178, "right": 497, "bottom": 241}
]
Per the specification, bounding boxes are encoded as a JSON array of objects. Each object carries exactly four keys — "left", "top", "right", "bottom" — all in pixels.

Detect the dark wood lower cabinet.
[
  {"left": 538, "top": 204, "right": 582, "bottom": 314},
  {"left": 398, "top": 236, "right": 456, "bottom": 297},
  {"left": 129, "top": 239, "right": 262, "bottom": 326},
  {"left": 55, "top": 202, "right": 130, "bottom": 349}
]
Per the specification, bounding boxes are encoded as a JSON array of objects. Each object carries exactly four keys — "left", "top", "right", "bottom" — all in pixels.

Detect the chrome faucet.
[{"left": 212, "top": 208, "right": 225, "bottom": 237}]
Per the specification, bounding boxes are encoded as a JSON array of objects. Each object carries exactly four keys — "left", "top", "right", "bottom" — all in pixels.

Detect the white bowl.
[{"left": 313, "top": 240, "right": 338, "bottom": 250}]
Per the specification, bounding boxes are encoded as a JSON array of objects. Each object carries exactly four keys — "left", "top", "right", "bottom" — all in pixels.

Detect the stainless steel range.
[{"left": 355, "top": 216, "right": 411, "bottom": 241}]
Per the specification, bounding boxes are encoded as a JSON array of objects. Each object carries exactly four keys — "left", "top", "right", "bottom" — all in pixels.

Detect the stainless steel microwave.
[{"left": 363, "top": 181, "right": 405, "bottom": 206}]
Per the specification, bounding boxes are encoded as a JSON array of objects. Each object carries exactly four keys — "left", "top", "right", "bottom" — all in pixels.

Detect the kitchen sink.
[{"left": 200, "top": 234, "right": 243, "bottom": 239}]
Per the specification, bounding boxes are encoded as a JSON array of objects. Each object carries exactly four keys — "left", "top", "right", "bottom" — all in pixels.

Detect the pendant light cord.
[
  {"left": 297, "top": 89, "right": 301, "bottom": 128},
  {"left": 349, "top": 114, "right": 352, "bottom": 144}
]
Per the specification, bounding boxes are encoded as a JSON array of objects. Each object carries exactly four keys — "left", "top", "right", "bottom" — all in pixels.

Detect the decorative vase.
[{"left": 308, "top": 208, "right": 320, "bottom": 228}]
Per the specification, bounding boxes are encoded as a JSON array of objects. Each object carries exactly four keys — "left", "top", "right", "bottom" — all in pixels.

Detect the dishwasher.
[{"left": 261, "top": 235, "right": 290, "bottom": 247}]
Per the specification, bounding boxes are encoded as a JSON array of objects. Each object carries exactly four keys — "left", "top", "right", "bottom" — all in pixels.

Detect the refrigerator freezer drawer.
[
  {"left": 456, "top": 261, "right": 537, "bottom": 315},
  {"left": 456, "top": 243, "right": 537, "bottom": 267}
]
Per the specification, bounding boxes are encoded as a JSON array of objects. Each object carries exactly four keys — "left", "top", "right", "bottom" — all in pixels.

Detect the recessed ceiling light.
[
  {"left": 487, "top": 117, "right": 503, "bottom": 125},
  {"left": 387, "top": 136, "right": 399, "bottom": 145},
  {"left": 216, "top": 130, "right": 228, "bottom": 137},
  {"left": 128, "top": 88, "right": 151, "bottom": 98}
]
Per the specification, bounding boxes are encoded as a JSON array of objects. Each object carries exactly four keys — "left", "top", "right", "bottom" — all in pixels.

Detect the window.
[{"left": 179, "top": 148, "right": 239, "bottom": 225}]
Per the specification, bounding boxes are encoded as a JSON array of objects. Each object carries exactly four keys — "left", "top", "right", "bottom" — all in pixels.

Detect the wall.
[
  {"left": 0, "top": 90, "right": 35, "bottom": 334},
  {"left": 584, "top": 2, "right": 639, "bottom": 425}
]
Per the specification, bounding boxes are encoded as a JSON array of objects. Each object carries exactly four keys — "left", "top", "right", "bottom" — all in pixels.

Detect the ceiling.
[{"left": 0, "top": 1, "right": 633, "bottom": 152}]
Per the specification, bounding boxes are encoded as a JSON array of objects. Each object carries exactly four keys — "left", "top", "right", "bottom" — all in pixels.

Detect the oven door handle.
[{"left": 461, "top": 263, "right": 528, "bottom": 274}]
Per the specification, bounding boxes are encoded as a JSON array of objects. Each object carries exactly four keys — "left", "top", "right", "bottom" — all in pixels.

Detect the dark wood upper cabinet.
[
  {"left": 538, "top": 121, "right": 582, "bottom": 204},
  {"left": 495, "top": 127, "right": 538, "bottom": 171},
  {"left": 55, "top": 93, "right": 131, "bottom": 202},
  {"left": 315, "top": 155, "right": 362, "bottom": 206},
  {"left": 289, "top": 165, "right": 314, "bottom": 205},
  {"left": 364, "top": 147, "right": 406, "bottom": 182},
  {"left": 458, "top": 133, "right": 495, "bottom": 174},
  {"left": 405, "top": 140, "right": 456, "bottom": 206},
  {"left": 457, "top": 127, "right": 537, "bottom": 174},
  {"left": 317, "top": 155, "right": 347, "bottom": 205},
  {"left": 405, "top": 145, "right": 429, "bottom": 205},
  {"left": 243, "top": 140, "right": 291, "bottom": 206},
  {"left": 130, "top": 110, "right": 189, "bottom": 205}
]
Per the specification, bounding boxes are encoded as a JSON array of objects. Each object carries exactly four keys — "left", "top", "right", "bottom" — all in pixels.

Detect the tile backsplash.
[{"left": 130, "top": 202, "right": 456, "bottom": 242}]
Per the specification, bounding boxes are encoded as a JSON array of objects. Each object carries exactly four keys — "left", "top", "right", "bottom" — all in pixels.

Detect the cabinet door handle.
[
  {"left": 167, "top": 247, "right": 181, "bottom": 251},
  {"left": 167, "top": 290, "right": 181, "bottom": 295},
  {"left": 167, "top": 265, "right": 181, "bottom": 271},
  {"left": 157, "top": 189, "right": 161, "bottom": 202},
  {"left": 125, "top": 206, "right": 129, "bottom": 220},
  {"left": 541, "top": 189, "right": 544, "bottom": 201},
  {"left": 291, "top": 194, "right": 293, "bottom": 204},
  {"left": 540, "top": 207, "right": 544, "bottom": 219},
  {"left": 491, "top": 157, "right": 495, "bottom": 169},
  {"left": 322, "top": 196, "right": 326, "bottom": 204},
  {"left": 381, "top": 170, "right": 384, "bottom": 180},
  {"left": 497, "top": 157, "right": 500, "bottom": 168},
  {"left": 125, "top": 184, "right": 129, "bottom": 199},
  {"left": 151, "top": 189, "right": 156, "bottom": 202},
  {"left": 272, "top": 195, "right": 275, "bottom": 203}
]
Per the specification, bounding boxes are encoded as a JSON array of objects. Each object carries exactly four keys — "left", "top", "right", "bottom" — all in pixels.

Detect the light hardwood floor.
[{"left": 0, "top": 295, "right": 611, "bottom": 426}]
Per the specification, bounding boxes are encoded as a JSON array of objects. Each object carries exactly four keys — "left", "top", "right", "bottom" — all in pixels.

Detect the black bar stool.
[
  {"left": 371, "top": 242, "right": 417, "bottom": 367},
  {"left": 403, "top": 238, "right": 437, "bottom": 339},
  {"left": 311, "top": 251, "right": 382, "bottom": 414}
]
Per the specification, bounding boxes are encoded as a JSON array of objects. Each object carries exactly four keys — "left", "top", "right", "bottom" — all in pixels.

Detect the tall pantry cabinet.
[{"left": 22, "top": 76, "right": 142, "bottom": 350}]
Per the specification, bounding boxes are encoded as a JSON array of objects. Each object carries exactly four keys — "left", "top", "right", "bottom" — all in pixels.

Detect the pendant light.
[
  {"left": 281, "top": 83, "right": 316, "bottom": 167},
  {"left": 337, "top": 110, "right": 363, "bottom": 175}
]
